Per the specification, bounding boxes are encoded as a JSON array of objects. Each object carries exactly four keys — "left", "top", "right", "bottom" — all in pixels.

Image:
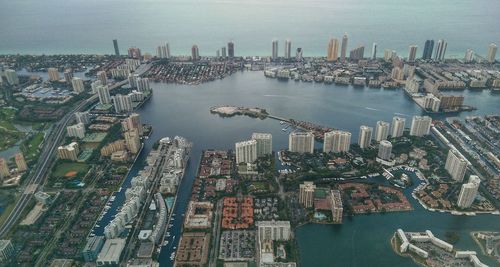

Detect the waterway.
[
  {"left": 1, "top": 0, "right": 499, "bottom": 57},
  {"left": 122, "top": 71, "right": 500, "bottom": 266}
]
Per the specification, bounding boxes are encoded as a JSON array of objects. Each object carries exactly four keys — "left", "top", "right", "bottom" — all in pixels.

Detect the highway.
[{"left": 0, "top": 64, "right": 150, "bottom": 238}]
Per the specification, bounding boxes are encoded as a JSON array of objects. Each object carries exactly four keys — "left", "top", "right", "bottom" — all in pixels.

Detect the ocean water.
[{"left": 1, "top": 0, "right": 499, "bottom": 57}]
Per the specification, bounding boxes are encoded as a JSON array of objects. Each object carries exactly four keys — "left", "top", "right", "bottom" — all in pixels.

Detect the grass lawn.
[
  {"left": 21, "top": 132, "right": 45, "bottom": 162},
  {"left": 52, "top": 162, "right": 90, "bottom": 178}
]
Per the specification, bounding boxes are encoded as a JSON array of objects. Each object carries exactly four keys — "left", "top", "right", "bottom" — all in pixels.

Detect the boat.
[
  {"left": 282, "top": 128, "right": 287, "bottom": 132},
  {"left": 163, "top": 240, "right": 169, "bottom": 246}
]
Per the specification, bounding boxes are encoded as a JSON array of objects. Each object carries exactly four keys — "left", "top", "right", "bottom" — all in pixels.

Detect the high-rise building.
[
  {"left": 4, "top": 69, "right": 19, "bottom": 85},
  {"left": 251, "top": 133, "right": 272, "bottom": 157},
  {"left": 156, "top": 43, "right": 171, "bottom": 59},
  {"left": 299, "top": 181, "right": 316, "bottom": 208},
  {"left": 340, "top": 33, "right": 348, "bottom": 61},
  {"left": 390, "top": 116, "right": 406, "bottom": 137},
  {"left": 408, "top": 45, "right": 418, "bottom": 62},
  {"left": 113, "top": 39, "right": 120, "bottom": 56},
  {"left": 75, "top": 111, "right": 91, "bottom": 125},
  {"left": 121, "top": 113, "right": 144, "bottom": 136},
  {"left": 67, "top": 123, "right": 86, "bottom": 139},
  {"left": 375, "top": 121, "right": 390, "bottom": 142},
  {"left": 0, "top": 240, "right": 15, "bottom": 262},
  {"left": 377, "top": 140, "right": 392, "bottom": 160},
  {"left": 323, "top": 130, "right": 351, "bottom": 153},
  {"left": 327, "top": 38, "right": 339, "bottom": 61},
  {"left": 422, "top": 40, "right": 434, "bottom": 60},
  {"left": 228, "top": 41, "right": 235, "bottom": 58},
  {"left": 272, "top": 39, "right": 279, "bottom": 60},
  {"left": 457, "top": 175, "right": 480, "bottom": 208},
  {"left": 57, "top": 142, "right": 80, "bottom": 161},
  {"left": 384, "top": 49, "right": 394, "bottom": 61},
  {"left": 284, "top": 39, "right": 292, "bottom": 59},
  {"left": 296, "top": 48, "right": 303, "bottom": 61},
  {"left": 445, "top": 149, "right": 468, "bottom": 182},
  {"left": 349, "top": 46, "right": 365, "bottom": 61},
  {"left": 0, "top": 158, "right": 9, "bottom": 179},
  {"left": 464, "top": 49, "right": 475, "bottom": 63},
  {"left": 371, "top": 43, "right": 377, "bottom": 59},
  {"left": 113, "top": 94, "right": 133, "bottom": 113},
  {"left": 15, "top": 153, "right": 27, "bottom": 172},
  {"left": 128, "top": 47, "right": 142, "bottom": 59},
  {"left": 48, "top": 68, "right": 60, "bottom": 81},
  {"left": 71, "top": 77, "right": 85, "bottom": 94},
  {"left": 97, "top": 70, "right": 107, "bottom": 85},
  {"left": 405, "top": 78, "right": 420, "bottom": 94},
  {"left": 64, "top": 69, "right": 73, "bottom": 83},
  {"left": 124, "top": 129, "right": 141, "bottom": 154},
  {"left": 97, "top": 85, "right": 111, "bottom": 105},
  {"left": 424, "top": 94, "right": 441, "bottom": 112},
  {"left": 221, "top": 47, "right": 227, "bottom": 57},
  {"left": 91, "top": 80, "right": 102, "bottom": 94},
  {"left": 289, "top": 132, "right": 315, "bottom": 153},
  {"left": 330, "top": 190, "right": 343, "bottom": 224},
  {"left": 409, "top": 116, "right": 432, "bottom": 137},
  {"left": 358, "top": 126, "right": 373, "bottom": 149},
  {"left": 391, "top": 67, "right": 404, "bottom": 80},
  {"left": 191, "top": 45, "right": 199, "bottom": 61},
  {"left": 235, "top": 140, "right": 257, "bottom": 163},
  {"left": 487, "top": 43, "right": 497, "bottom": 63},
  {"left": 136, "top": 77, "right": 150, "bottom": 92},
  {"left": 434, "top": 39, "right": 447, "bottom": 61},
  {"left": 256, "top": 221, "right": 291, "bottom": 241}
]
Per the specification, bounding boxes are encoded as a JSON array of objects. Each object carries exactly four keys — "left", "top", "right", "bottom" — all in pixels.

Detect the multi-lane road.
[{"left": 0, "top": 64, "right": 150, "bottom": 238}]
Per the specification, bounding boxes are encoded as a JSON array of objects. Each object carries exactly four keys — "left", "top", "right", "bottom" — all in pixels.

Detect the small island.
[{"left": 210, "top": 105, "right": 269, "bottom": 119}]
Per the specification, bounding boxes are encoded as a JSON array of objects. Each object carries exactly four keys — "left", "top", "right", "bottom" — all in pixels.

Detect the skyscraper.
[
  {"left": 296, "top": 48, "right": 303, "bottom": 61},
  {"left": 113, "top": 94, "right": 133, "bottom": 113},
  {"left": 284, "top": 39, "right": 292, "bottom": 59},
  {"left": 445, "top": 149, "right": 468, "bottom": 182},
  {"left": 434, "top": 39, "right": 447, "bottom": 61},
  {"left": 228, "top": 41, "right": 235, "bottom": 58},
  {"left": 327, "top": 38, "right": 339, "bottom": 61},
  {"left": 289, "top": 132, "right": 315, "bottom": 153},
  {"left": 377, "top": 140, "right": 393, "bottom": 161},
  {"left": 464, "top": 49, "right": 475, "bottom": 63},
  {"left": 97, "top": 71, "right": 107, "bottom": 85},
  {"left": 124, "top": 129, "right": 141, "bottom": 154},
  {"left": 340, "top": 33, "right": 348, "bottom": 61},
  {"left": 408, "top": 45, "right": 418, "bottom": 62},
  {"left": 251, "top": 133, "right": 272, "bottom": 157},
  {"left": 299, "top": 181, "right": 316, "bottom": 208},
  {"left": 127, "top": 47, "right": 142, "bottom": 59},
  {"left": 422, "top": 40, "right": 434, "bottom": 60},
  {"left": 0, "top": 158, "right": 10, "bottom": 179},
  {"left": 272, "top": 39, "right": 279, "bottom": 60},
  {"left": 371, "top": 43, "right": 377, "bottom": 60},
  {"left": 323, "top": 130, "right": 351, "bottom": 153},
  {"left": 15, "top": 153, "right": 27, "bottom": 172},
  {"left": 221, "top": 47, "right": 227, "bottom": 57},
  {"left": 358, "top": 126, "right": 373, "bottom": 149},
  {"left": 349, "top": 46, "right": 365, "bottom": 61},
  {"left": 113, "top": 39, "right": 120, "bottom": 56},
  {"left": 487, "top": 43, "right": 497, "bottom": 63},
  {"left": 71, "top": 77, "right": 85, "bottom": 94},
  {"left": 375, "top": 121, "right": 390, "bottom": 142},
  {"left": 48, "top": 68, "right": 60, "bottom": 81},
  {"left": 97, "top": 85, "right": 111, "bottom": 105},
  {"left": 4, "top": 69, "right": 19, "bottom": 85},
  {"left": 122, "top": 113, "right": 144, "bottom": 136},
  {"left": 409, "top": 116, "right": 432, "bottom": 137},
  {"left": 235, "top": 140, "right": 258, "bottom": 163},
  {"left": 191, "top": 45, "right": 199, "bottom": 61},
  {"left": 457, "top": 175, "right": 480, "bottom": 208},
  {"left": 391, "top": 116, "right": 406, "bottom": 137}
]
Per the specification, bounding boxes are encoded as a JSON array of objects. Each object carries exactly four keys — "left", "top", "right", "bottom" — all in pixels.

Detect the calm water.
[
  {"left": 129, "top": 71, "right": 499, "bottom": 266},
  {"left": 1, "top": 0, "right": 499, "bottom": 57}
]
